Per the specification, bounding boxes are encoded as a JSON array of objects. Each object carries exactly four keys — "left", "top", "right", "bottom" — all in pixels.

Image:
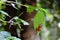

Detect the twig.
[{"left": 4, "top": 1, "right": 28, "bottom": 7}]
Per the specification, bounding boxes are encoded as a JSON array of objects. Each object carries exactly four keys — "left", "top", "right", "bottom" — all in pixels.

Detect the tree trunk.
[{"left": 21, "top": 0, "right": 40, "bottom": 40}]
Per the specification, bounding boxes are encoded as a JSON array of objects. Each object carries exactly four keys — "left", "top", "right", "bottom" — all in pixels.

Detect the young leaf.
[
  {"left": 34, "top": 10, "right": 45, "bottom": 30},
  {"left": 26, "top": 5, "right": 36, "bottom": 12}
]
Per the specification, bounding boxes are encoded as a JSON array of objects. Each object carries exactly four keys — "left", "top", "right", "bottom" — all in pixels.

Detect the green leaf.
[
  {"left": 41, "top": 9, "right": 53, "bottom": 22},
  {"left": 26, "top": 5, "right": 36, "bottom": 12},
  {"left": 0, "top": 14, "right": 6, "bottom": 20},
  {"left": 36, "top": 3, "right": 41, "bottom": 8},
  {"left": 34, "top": 10, "right": 45, "bottom": 29},
  {"left": 2, "top": 21, "right": 7, "bottom": 26},
  {"left": 42, "top": 9, "right": 53, "bottom": 18},
  {"left": 14, "top": 16, "right": 23, "bottom": 24},
  {"left": 0, "top": 1, "right": 5, "bottom": 10}
]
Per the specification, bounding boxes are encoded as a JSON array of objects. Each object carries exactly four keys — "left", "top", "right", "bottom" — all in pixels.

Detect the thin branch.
[
  {"left": 4, "top": 1, "right": 28, "bottom": 7},
  {"left": 18, "top": 12, "right": 23, "bottom": 17}
]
